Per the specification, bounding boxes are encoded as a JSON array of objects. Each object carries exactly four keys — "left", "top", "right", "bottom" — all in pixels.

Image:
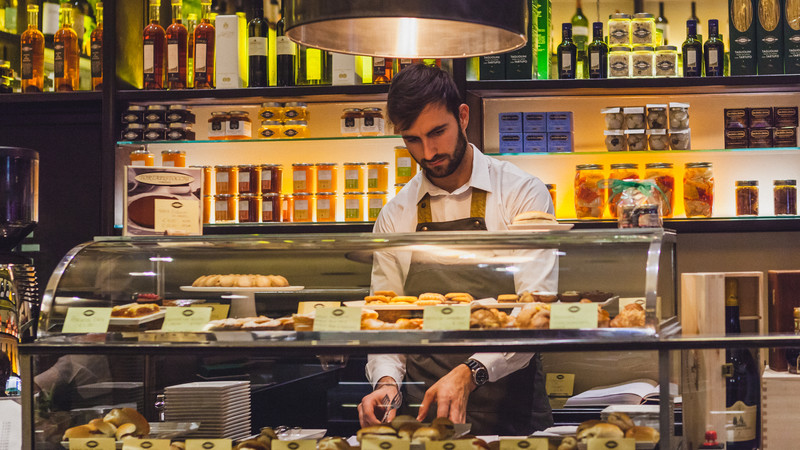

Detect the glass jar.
[
  {"left": 259, "top": 164, "right": 283, "bottom": 194},
  {"left": 574, "top": 164, "right": 606, "bottom": 219},
  {"left": 121, "top": 123, "right": 145, "bottom": 141},
  {"left": 395, "top": 183, "right": 406, "bottom": 195},
  {"left": 259, "top": 102, "right": 283, "bottom": 121},
  {"left": 215, "top": 165, "right": 239, "bottom": 195},
  {"left": 344, "top": 192, "right": 365, "bottom": 221},
  {"left": 367, "top": 161, "right": 389, "bottom": 192},
  {"left": 631, "top": 13, "right": 656, "bottom": 46},
  {"left": 683, "top": 162, "right": 714, "bottom": 218},
  {"left": 601, "top": 107, "right": 624, "bottom": 130},
  {"left": 195, "top": 165, "right": 214, "bottom": 196},
  {"left": 292, "top": 163, "right": 316, "bottom": 193},
  {"left": 546, "top": 184, "right": 556, "bottom": 214},
  {"left": 208, "top": 111, "right": 228, "bottom": 140},
  {"left": 608, "top": 163, "right": 640, "bottom": 218},
  {"left": 608, "top": 13, "right": 632, "bottom": 46},
  {"left": 316, "top": 163, "right": 338, "bottom": 192},
  {"left": 361, "top": 107, "right": 385, "bottom": 136},
  {"left": 367, "top": 191, "right": 388, "bottom": 221},
  {"left": 736, "top": 180, "right": 759, "bottom": 216},
  {"left": 625, "top": 129, "right": 648, "bottom": 151},
  {"left": 144, "top": 123, "right": 167, "bottom": 141},
  {"left": 292, "top": 192, "right": 314, "bottom": 222},
  {"left": 257, "top": 120, "right": 282, "bottom": 139},
  {"left": 129, "top": 148, "right": 155, "bottom": 166},
  {"left": 167, "top": 122, "right": 195, "bottom": 140},
  {"left": 226, "top": 111, "right": 252, "bottom": 140},
  {"left": 774, "top": 179, "right": 798, "bottom": 215},
  {"left": 237, "top": 165, "right": 260, "bottom": 194},
  {"left": 394, "top": 146, "right": 417, "bottom": 183},
  {"left": 316, "top": 192, "right": 337, "bottom": 222},
  {"left": 608, "top": 47, "right": 632, "bottom": 78},
  {"left": 261, "top": 193, "right": 281, "bottom": 222},
  {"left": 655, "top": 46, "right": 678, "bottom": 77},
  {"left": 161, "top": 149, "right": 186, "bottom": 167},
  {"left": 645, "top": 163, "right": 674, "bottom": 218},
  {"left": 669, "top": 129, "right": 692, "bottom": 150},
  {"left": 669, "top": 102, "right": 690, "bottom": 129},
  {"left": 344, "top": 162, "right": 366, "bottom": 192},
  {"left": 646, "top": 104, "right": 668, "bottom": 129},
  {"left": 214, "top": 194, "right": 237, "bottom": 223},
  {"left": 283, "top": 101, "right": 309, "bottom": 121},
  {"left": 341, "top": 108, "right": 362, "bottom": 137},
  {"left": 282, "top": 120, "right": 309, "bottom": 139},
  {"left": 647, "top": 129, "right": 670, "bottom": 151},
  {"left": 166, "top": 104, "right": 194, "bottom": 123},
  {"left": 202, "top": 196, "right": 212, "bottom": 224},
  {"left": 282, "top": 194, "right": 294, "bottom": 222},
  {"left": 604, "top": 130, "right": 627, "bottom": 151},
  {"left": 144, "top": 104, "right": 167, "bottom": 123},
  {"left": 238, "top": 193, "right": 261, "bottom": 223}
]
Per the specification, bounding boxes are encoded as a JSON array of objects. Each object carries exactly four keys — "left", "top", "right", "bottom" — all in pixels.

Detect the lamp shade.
[{"left": 284, "top": 0, "right": 528, "bottom": 58}]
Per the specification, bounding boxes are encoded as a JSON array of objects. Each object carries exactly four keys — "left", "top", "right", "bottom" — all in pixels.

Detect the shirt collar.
[{"left": 414, "top": 143, "right": 493, "bottom": 205}]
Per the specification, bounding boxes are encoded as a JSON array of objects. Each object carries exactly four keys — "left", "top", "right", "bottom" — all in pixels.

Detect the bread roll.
[
  {"left": 357, "top": 425, "right": 397, "bottom": 442},
  {"left": 103, "top": 407, "right": 150, "bottom": 437},
  {"left": 606, "top": 411, "right": 635, "bottom": 432},
  {"left": 88, "top": 418, "right": 117, "bottom": 436},
  {"left": 431, "top": 417, "right": 455, "bottom": 439},
  {"left": 557, "top": 436, "right": 577, "bottom": 450},
  {"left": 575, "top": 420, "right": 604, "bottom": 436},
  {"left": 115, "top": 423, "right": 138, "bottom": 440},
  {"left": 625, "top": 426, "right": 660, "bottom": 443},
  {"left": 411, "top": 427, "right": 441, "bottom": 442},
  {"left": 317, "top": 437, "right": 351, "bottom": 450},
  {"left": 234, "top": 440, "right": 269, "bottom": 450},
  {"left": 63, "top": 425, "right": 101, "bottom": 440},
  {"left": 390, "top": 415, "right": 420, "bottom": 430},
  {"left": 577, "top": 423, "right": 624, "bottom": 443},
  {"left": 375, "top": 290, "right": 398, "bottom": 298}
]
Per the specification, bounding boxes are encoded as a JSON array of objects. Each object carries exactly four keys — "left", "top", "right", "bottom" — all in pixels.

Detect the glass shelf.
[
  {"left": 486, "top": 147, "right": 800, "bottom": 157},
  {"left": 118, "top": 135, "right": 402, "bottom": 145}
]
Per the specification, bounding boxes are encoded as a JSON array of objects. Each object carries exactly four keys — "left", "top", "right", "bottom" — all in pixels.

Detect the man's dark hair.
[{"left": 386, "top": 64, "right": 462, "bottom": 132}]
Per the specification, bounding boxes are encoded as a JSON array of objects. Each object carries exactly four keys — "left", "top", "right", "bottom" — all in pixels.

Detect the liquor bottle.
[
  {"left": 166, "top": 0, "right": 188, "bottom": 89},
  {"left": 193, "top": 0, "right": 215, "bottom": 89},
  {"left": 571, "top": 0, "right": 589, "bottom": 78},
  {"left": 267, "top": 0, "right": 279, "bottom": 85},
  {"left": 703, "top": 19, "right": 724, "bottom": 77},
  {"left": 90, "top": 2, "right": 102, "bottom": 90},
  {"left": 557, "top": 23, "right": 577, "bottom": 79},
  {"left": 372, "top": 57, "right": 393, "bottom": 84},
  {"left": 275, "top": 3, "right": 295, "bottom": 86},
  {"left": 656, "top": 1, "right": 669, "bottom": 45},
  {"left": 681, "top": 19, "right": 702, "bottom": 77},
  {"left": 724, "top": 278, "right": 761, "bottom": 450},
  {"left": 186, "top": 13, "right": 197, "bottom": 88},
  {"left": 20, "top": 4, "right": 45, "bottom": 92},
  {"left": 248, "top": 3, "right": 268, "bottom": 87},
  {"left": 587, "top": 22, "right": 608, "bottom": 79},
  {"left": 54, "top": 2, "right": 79, "bottom": 91},
  {"left": 689, "top": 1, "right": 702, "bottom": 42},
  {"left": 296, "top": 45, "right": 331, "bottom": 85},
  {"left": 143, "top": 0, "right": 166, "bottom": 89}
]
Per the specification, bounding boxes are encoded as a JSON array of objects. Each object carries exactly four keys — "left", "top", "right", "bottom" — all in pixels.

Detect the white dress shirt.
[{"left": 366, "top": 144, "right": 558, "bottom": 387}]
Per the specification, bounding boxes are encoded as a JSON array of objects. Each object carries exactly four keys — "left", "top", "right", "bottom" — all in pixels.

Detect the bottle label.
[
  {"left": 589, "top": 51, "right": 600, "bottom": 73},
  {"left": 54, "top": 42, "right": 65, "bottom": 78},
  {"left": 276, "top": 36, "right": 296, "bottom": 56},
  {"left": 686, "top": 49, "right": 698, "bottom": 70},
  {"left": 560, "top": 51, "right": 573, "bottom": 76},
  {"left": 726, "top": 400, "right": 757, "bottom": 442},
  {"left": 168, "top": 40, "right": 180, "bottom": 75},
  {"left": 709, "top": 48, "right": 719, "bottom": 67},
  {"left": 361, "top": 117, "right": 384, "bottom": 134},
  {"left": 341, "top": 117, "right": 360, "bottom": 134},
  {"left": 21, "top": 44, "right": 34, "bottom": 79},
  {"left": 373, "top": 57, "right": 386, "bottom": 76},
  {"left": 249, "top": 36, "right": 267, "bottom": 56},
  {"left": 143, "top": 41, "right": 155, "bottom": 78},
  {"left": 195, "top": 39, "right": 208, "bottom": 81},
  {"left": 91, "top": 41, "right": 102, "bottom": 78}
]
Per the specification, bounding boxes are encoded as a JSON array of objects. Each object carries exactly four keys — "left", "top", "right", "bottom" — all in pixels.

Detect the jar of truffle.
[
  {"left": 646, "top": 104, "right": 668, "bottom": 129},
  {"left": 215, "top": 165, "right": 238, "bottom": 195},
  {"left": 257, "top": 120, "right": 282, "bottom": 139},
  {"left": 238, "top": 193, "right": 261, "bottom": 223},
  {"left": 645, "top": 163, "right": 674, "bottom": 218},
  {"left": 208, "top": 112, "right": 228, "bottom": 140},
  {"left": 214, "top": 194, "right": 238, "bottom": 223},
  {"left": 367, "top": 191, "right": 388, "bottom": 221},
  {"left": 316, "top": 163, "right": 338, "bottom": 192},
  {"left": 669, "top": 129, "right": 692, "bottom": 150},
  {"left": 655, "top": 46, "right": 678, "bottom": 77},
  {"left": 316, "top": 192, "right": 337, "bottom": 222},
  {"left": 237, "top": 165, "right": 261, "bottom": 194},
  {"left": 166, "top": 104, "right": 195, "bottom": 123},
  {"left": 261, "top": 193, "right": 281, "bottom": 222},
  {"left": 166, "top": 123, "right": 195, "bottom": 141},
  {"left": 631, "top": 13, "right": 656, "bottom": 46},
  {"left": 341, "top": 108, "right": 362, "bottom": 136},
  {"left": 604, "top": 130, "right": 627, "bottom": 151},
  {"left": 574, "top": 164, "right": 606, "bottom": 219},
  {"left": 602, "top": 107, "right": 624, "bottom": 130},
  {"left": 608, "top": 47, "right": 632, "bottom": 78},
  {"left": 683, "top": 162, "right": 714, "bottom": 218},
  {"left": 344, "top": 192, "right": 366, "bottom": 221},
  {"left": 608, "top": 164, "right": 640, "bottom": 218},
  {"left": 259, "top": 164, "right": 283, "bottom": 194},
  {"left": 283, "top": 102, "right": 309, "bottom": 121},
  {"left": 144, "top": 105, "right": 167, "bottom": 123},
  {"left": 774, "top": 179, "right": 798, "bottom": 215},
  {"left": 631, "top": 46, "right": 655, "bottom": 77},
  {"left": 623, "top": 107, "right": 646, "bottom": 129},
  {"left": 647, "top": 129, "right": 670, "bottom": 151},
  {"left": 259, "top": 102, "right": 283, "bottom": 121},
  {"left": 144, "top": 123, "right": 167, "bottom": 141},
  {"left": 129, "top": 148, "right": 155, "bottom": 166},
  {"left": 735, "top": 180, "right": 759, "bottom": 216},
  {"left": 669, "top": 102, "right": 690, "bottom": 129},
  {"left": 608, "top": 13, "right": 632, "bottom": 45},
  {"left": 292, "top": 192, "right": 314, "bottom": 222},
  {"left": 121, "top": 123, "right": 146, "bottom": 141},
  {"left": 292, "top": 163, "right": 316, "bottom": 193},
  {"left": 625, "top": 129, "right": 648, "bottom": 151},
  {"left": 282, "top": 120, "right": 309, "bottom": 139}
]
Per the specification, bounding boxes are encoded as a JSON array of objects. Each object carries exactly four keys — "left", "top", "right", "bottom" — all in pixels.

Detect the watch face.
[{"left": 474, "top": 368, "right": 489, "bottom": 385}]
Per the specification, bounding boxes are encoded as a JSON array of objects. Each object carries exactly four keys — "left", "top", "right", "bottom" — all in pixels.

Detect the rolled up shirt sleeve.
[
  {"left": 469, "top": 352, "right": 535, "bottom": 383},
  {"left": 366, "top": 354, "right": 407, "bottom": 388}
]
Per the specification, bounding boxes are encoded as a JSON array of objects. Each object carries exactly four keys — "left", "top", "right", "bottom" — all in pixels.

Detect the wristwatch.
[{"left": 464, "top": 358, "right": 489, "bottom": 387}]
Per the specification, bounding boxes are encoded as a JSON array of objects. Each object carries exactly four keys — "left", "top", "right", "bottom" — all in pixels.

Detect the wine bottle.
[
  {"left": 689, "top": 1, "right": 703, "bottom": 42},
  {"left": 570, "top": 0, "right": 589, "bottom": 78},
  {"left": 20, "top": 4, "right": 45, "bottom": 92},
  {"left": 557, "top": 23, "right": 577, "bottom": 79},
  {"left": 186, "top": 13, "right": 196, "bottom": 88},
  {"left": 248, "top": 3, "right": 268, "bottom": 87},
  {"left": 54, "top": 1, "right": 79, "bottom": 91},
  {"left": 90, "top": 2, "right": 103, "bottom": 90},
  {"left": 193, "top": 0, "right": 215, "bottom": 89},
  {"left": 143, "top": 0, "right": 166, "bottom": 90},
  {"left": 166, "top": 0, "right": 188, "bottom": 89},
  {"left": 724, "top": 278, "right": 761, "bottom": 450},
  {"left": 703, "top": 19, "right": 724, "bottom": 77},
  {"left": 587, "top": 22, "right": 608, "bottom": 79},
  {"left": 656, "top": 1, "right": 668, "bottom": 45},
  {"left": 681, "top": 19, "right": 702, "bottom": 77},
  {"left": 275, "top": 2, "right": 295, "bottom": 86}
]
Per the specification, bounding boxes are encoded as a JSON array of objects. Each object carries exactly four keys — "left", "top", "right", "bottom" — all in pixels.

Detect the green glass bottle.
[
  {"left": 557, "top": 23, "right": 577, "bottom": 79},
  {"left": 571, "top": 0, "right": 589, "bottom": 78}
]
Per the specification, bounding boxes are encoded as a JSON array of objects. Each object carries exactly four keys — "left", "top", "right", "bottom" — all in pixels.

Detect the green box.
[
  {"left": 505, "top": 0, "right": 537, "bottom": 79},
  {"left": 756, "top": 0, "right": 784, "bottom": 74},
  {"left": 535, "top": 0, "right": 551, "bottom": 79},
  {"left": 479, "top": 55, "right": 506, "bottom": 80},
  {"left": 729, "top": 0, "right": 757, "bottom": 75},
  {"left": 785, "top": 0, "right": 800, "bottom": 73}
]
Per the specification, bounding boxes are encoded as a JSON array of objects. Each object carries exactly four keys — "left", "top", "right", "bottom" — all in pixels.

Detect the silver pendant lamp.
[{"left": 284, "top": 0, "right": 529, "bottom": 58}]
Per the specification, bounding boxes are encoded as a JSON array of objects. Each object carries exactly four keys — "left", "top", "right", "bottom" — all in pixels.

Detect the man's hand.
[
  {"left": 416, "top": 363, "right": 476, "bottom": 423},
  {"left": 358, "top": 377, "right": 399, "bottom": 427}
]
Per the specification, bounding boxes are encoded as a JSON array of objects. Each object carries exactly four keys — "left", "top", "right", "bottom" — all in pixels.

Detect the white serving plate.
[
  {"left": 109, "top": 309, "right": 166, "bottom": 325},
  {"left": 180, "top": 286, "right": 304, "bottom": 293}
]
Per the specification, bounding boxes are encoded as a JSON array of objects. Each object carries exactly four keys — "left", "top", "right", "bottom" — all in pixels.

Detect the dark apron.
[{"left": 402, "top": 189, "right": 553, "bottom": 435}]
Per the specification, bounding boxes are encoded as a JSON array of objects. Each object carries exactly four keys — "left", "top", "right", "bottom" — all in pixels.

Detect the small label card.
[
  {"left": 272, "top": 440, "right": 317, "bottom": 450},
  {"left": 154, "top": 198, "right": 201, "bottom": 235},
  {"left": 185, "top": 440, "right": 232, "bottom": 450},
  {"left": 313, "top": 307, "right": 362, "bottom": 331},
  {"left": 545, "top": 373, "right": 575, "bottom": 397},
  {"left": 122, "top": 439, "right": 172, "bottom": 450},
  {"left": 298, "top": 301, "right": 342, "bottom": 315},
  {"left": 361, "top": 437, "right": 411, "bottom": 450},
  {"left": 68, "top": 438, "right": 116, "bottom": 450},
  {"left": 424, "top": 440, "right": 477, "bottom": 450},
  {"left": 499, "top": 438, "right": 550, "bottom": 450},
  {"left": 160, "top": 307, "right": 213, "bottom": 332},
  {"left": 550, "top": 303, "right": 597, "bottom": 329},
  {"left": 62, "top": 308, "right": 112, "bottom": 333},
  {"left": 422, "top": 305, "right": 470, "bottom": 331},
  {"left": 204, "top": 303, "right": 231, "bottom": 321},
  {"left": 586, "top": 438, "right": 636, "bottom": 450}
]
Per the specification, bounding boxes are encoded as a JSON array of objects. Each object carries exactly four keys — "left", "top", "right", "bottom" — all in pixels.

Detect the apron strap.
[{"left": 417, "top": 189, "right": 488, "bottom": 225}]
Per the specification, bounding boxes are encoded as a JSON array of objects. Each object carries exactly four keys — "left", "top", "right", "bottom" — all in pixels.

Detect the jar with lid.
[
  {"left": 237, "top": 165, "right": 261, "bottom": 194},
  {"left": 144, "top": 105, "right": 167, "bottom": 123},
  {"left": 259, "top": 164, "right": 283, "bottom": 194},
  {"left": 546, "top": 184, "right": 557, "bottom": 214},
  {"left": 574, "top": 164, "right": 606, "bottom": 219},
  {"left": 261, "top": 193, "right": 281, "bottom": 222},
  {"left": 341, "top": 108, "right": 363, "bottom": 137},
  {"left": 361, "top": 108, "right": 385, "bottom": 136},
  {"left": 608, "top": 47, "right": 631, "bottom": 78},
  {"left": 644, "top": 163, "right": 674, "bottom": 218},
  {"left": 226, "top": 111, "right": 252, "bottom": 140},
  {"left": 282, "top": 194, "right": 294, "bottom": 222},
  {"left": 655, "top": 46, "right": 678, "bottom": 77},
  {"left": 344, "top": 192, "right": 365, "bottom": 221},
  {"left": 129, "top": 148, "right": 154, "bottom": 166},
  {"left": 774, "top": 179, "right": 797, "bottom": 215},
  {"left": 161, "top": 149, "right": 186, "bottom": 167},
  {"left": 292, "top": 192, "right": 314, "bottom": 222},
  {"left": 601, "top": 107, "right": 624, "bottom": 130},
  {"left": 122, "top": 105, "right": 146, "bottom": 124},
  {"left": 257, "top": 120, "right": 282, "bottom": 139},
  {"left": 608, "top": 164, "right": 640, "bottom": 218},
  {"left": 631, "top": 47, "right": 654, "bottom": 77},
  {"left": 167, "top": 123, "right": 195, "bottom": 140},
  {"left": 203, "top": 196, "right": 212, "bottom": 224},
  {"left": 367, "top": 191, "right": 388, "bottom": 221},
  {"left": 394, "top": 146, "right": 418, "bottom": 183},
  {"left": 282, "top": 120, "right": 309, "bottom": 139},
  {"left": 736, "top": 180, "right": 759, "bottom": 216},
  {"left": 259, "top": 102, "right": 283, "bottom": 121},
  {"left": 283, "top": 102, "right": 308, "bottom": 121},
  {"left": 608, "top": 13, "right": 632, "bottom": 45},
  {"left": 683, "top": 162, "right": 714, "bottom": 218},
  {"left": 292, "top": 163, "right": 315, "bottom": 193},
  {"left": 215, "top": 165, "right": 239, "bottom": 195},
  {"left": 367, "top": 162, "right": 389, "bottom": 192},
  {"left": 238, "top": 194, "right": 261, "bottom": 223},
  {"left": 144, "top": 123, "right": 167, "bottom": 141},
  {"left": 214, "top": 194, "right": 238, "bottom": 223},
  {"left": 344, "top": 162, "right": 366, "bottom": 192},
  {"left": 208, "top": 112, "right": 228, "bottom": 140},
  {"left": 604, "top": 130, "right": 626, "bottom": 151},
  {"left": 316, "top": 163, "right": 338, "bottom": 192},
  {"left": 193, "top": 165, "right": 214, "bottom": 196},
  {"left": 631, "top": 13, "right": 656, "bottom": 46},
  {"left": 166, "top": 104, "right": 195, "bottom": 123},
  {"left": 316, "top": 192, "right": 337, "bottom": 222},
  {"left": 647, "top": 129, "right": 670, "bottom": 150},
  {"left": 121, "top": 124, "right": 146, "bottom": 141}
]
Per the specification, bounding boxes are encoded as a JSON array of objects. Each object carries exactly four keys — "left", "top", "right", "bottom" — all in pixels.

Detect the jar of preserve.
[
  {"left": 395, "top": 183, "right": 406, "bottom": 195},
  {"left": 316, "top": 163, "right": 338, "bottom": 192},
  {"left": 341, "top": 108, "right": 362, "bottom": 136},
  {"left": 144, "top": 104, "right": 167, "bottom": 123},
  {"left": 292, "top": 192, "right": 314, "bottom": 222},
  {"left": 644, "top": 163, "right": 674, "bottom": 218},
  {"left": 237, "top": 164, "right": 261, "bottom": 194},
  {"left": 129, "top": 148, "right": 154, "bottom": 166},
  {"left": 259, "top": 101, "right": 283, "bottom": 121},
  {"left": 259, "top": 164, "right": 283, "bottom": 194},
  {"left": 226, "top": 111, "right": 252, "bottom": 140},
  {"left": 683, "top": 162, "right": 714, "bottom": 218},
  {"left": 774, "top": 179, "right": 798, "bottom": 215},
  {"left": 257, "top": 120, "right": 282, "bottom": 139},
  {"left": 215, "top": 165, "right": 239, "bottom": 195},
  {"left": 343, "top": 162, "right": 366, "bottom": 192},
  {"left": 144, "top": 123, "right": 167, "bottom": 141},
  {"left": 202, "top": 196, "right": 212, "bottom": 224},
  {"left": 283, "top": 102, "right": 308, "bottom": 121},
  {"left": 261, "top": 193, "right": 281, "bottom": 222},
  {"left": 238, "top": 193, "right": 261, "bottom": 223},
  {"left": 292, "top": 163, "right": 315, "bottom": 193},
  {"left": 395, "top": 146, "right": 417, "bottom": 183},
  {"left": 214, "top": 194, "right": 237, "bottom": 223},
  {"left": 655, "top": 46, "right": 678, "bottom": 77},
  {"left": 282, "top": 194, "right": 294, "bottom": 222},
  {"left": 161, "top": 149, "right": 186, "bottom": 167},
  {"left": 121, "top": 123, "right": 145, "bottom": 141},
  {"left": 208, "top": 111, "right": 228, "bottom": 140},
  {"left": 367, "top": 191, "right": 388, "bottom": 221},
  {"left": 608, "top": 163, "right": 640, "bottom": 218},
  {"left": 192, "top": 165, "right": 214, "bottom": 196},
  {"left": 574, "top": 164, "right": 606, "bottom": 219},
  {"left": 282, "top": 120, "right": 309, "bottom": 139},
  {"left": 546, "top": 184, "right": 556, "bottom": 214},
  {"left": 166, "top": 104, "right": 195, "bottom": 123},
  {"left": 736, "top": 181, "right": 759, "bottom": 216},
  {"left": 361, "top": 107, "right": 385, "bottom": 136},
  {"left": 367, "top": 161, "right": 389, "bottom": 192},
  {"left": 344, "top": 192, "right": 365, "bottom": 221},
  {"left": 316, "top": 192, "right": 337, "bottom": 222},
  {"left": 167, "top": 122, "right": 195, "bottom": 140}
]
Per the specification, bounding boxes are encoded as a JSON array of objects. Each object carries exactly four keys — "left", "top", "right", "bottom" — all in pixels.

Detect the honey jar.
[
  {"left": 208, "top": 111, "right": 228, "bottom": 140},
  {"left": 261, "top": 193, "right": 281, "bottom": 222},
  {"left": 238, "top": 194, "right": 261, "bottom": 223},
  {"left": 316, "top": 192, "right": 337, "bottom": 222},
  {"left": 283, "top": 102, "right": 308, "bottom": 121},
  {"left": 344, "top": 162, "right": 366, "bottom": 192},
  {"left": 282, "top": 194, "right": 294, "bottom": 222},
  {"left": 161, "top": 149, "right": 186, "bottom": 167},
  {"left": 257, "top": 120, "right": 282, "bottom": 139},
  {"left": 394, "top": 146, "right": 417, "bottom": 183},
  {"left": 214, "top": 194, "right": 237, "bottom": 223},
  {"left": 215, "top": 165, "right": 239, "bottom": 195},
  {"left": 129, "top": 148, "right": 154, "bottom": 166},
  {"left": 237, "top": 165, "right": 261, "bottom": 194},
  {"left": 316, "top": 163, "right": 338, "bottom": 192},
  {"left": 282, "top": 120, "right": 309, "bottom": 139},
  {"left": 259, "top": 164, "right": 283, "bottom": 194},
  {"left": 774, "top": 179, "right": 798, "bottom": 215},
  {"left": 574, "top": 164, "right": 606, "bottom": 219},
  {"left": 608, "top": 163, "right": 640, "bottom": 218},
  {"left": 344, "top": 192, "right": 365, "bottom": 221},
  {"left": 644, "top": 163, "right": 674, "bottom": 218},
  {"left": 367, "top": 191, "right": 388, "bottom": 221},
  {"left": 683, "top": 162, "right": 714, "bottom": 218},
  {"left": 202, "top": 196, "right": 212, "bottom": 224},
  {"left": 292, "top": 192, "right": 314, "bottom": 222},
  {"left": 736, "top": 180, "right": 759, "bottom": 216},
  {"left": 367, "top": 161, "right": 389, "bottom": 192},
  {"left": 341, "top": 108, "right": 362, "bottom": 137},
  {"left": 259, "top": 102, "right": 283, "bottom": 121},
  {"left": 226, "top": 111, "right": 252, "bottom": 140},
  {"left": 361, "top": 107, "right": 385, "bottom": 136},
  {"left": 292, "top": 163, "right": 315, "bottom": 193}
]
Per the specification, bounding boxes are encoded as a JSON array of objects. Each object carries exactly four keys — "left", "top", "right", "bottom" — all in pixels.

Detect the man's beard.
[{"left": 420, "top": 130, "right": 468, "bottom": 178}]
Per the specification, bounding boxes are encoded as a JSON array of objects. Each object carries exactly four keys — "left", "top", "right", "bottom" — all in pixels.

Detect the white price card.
[
  {"left": 586, "top": 438, "right": 636, "bottom": 450},
  {"left": 68, "top": 438, "right": 116, "bottom": 450},
  {"left": 62, "top": 307, "right": 112, "bottom": 333},
  {"left": 550, "top": 303, "right": 597, "bottom": 329},
  {"left": 123, "top": 439, "right": 171, "bottom": 450},
  {"left": 272, "top": 440, "right": 317, "bottom": 450},
  {"left": 422, "top": 305, "right": 470, "bottom": 331},
  {"left": 160, "top": 307, "right": 213, "bottom": 332},
  {"left": 313, "top": 307, "right": 362, "bottom": 331},
  {"left": 362, "top": 437, "right": 411, "bottom": 450},
  {"left": 498, "top": 438, "right": 550, "bottom": 450}
]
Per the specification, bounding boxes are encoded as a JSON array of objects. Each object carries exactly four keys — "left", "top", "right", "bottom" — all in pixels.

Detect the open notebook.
[{"left": 564, "top": 378, "right": 679, "bottom": 407}]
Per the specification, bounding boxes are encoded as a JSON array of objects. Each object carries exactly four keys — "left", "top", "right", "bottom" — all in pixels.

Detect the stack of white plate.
[{"left": 164, "top": 381, "right": 251, "bottom": 440}]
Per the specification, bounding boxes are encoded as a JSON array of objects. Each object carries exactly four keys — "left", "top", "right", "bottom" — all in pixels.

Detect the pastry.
[
  {"left": 625, "top": 426, "right": 660, "bottom": 443},
  {"left": 318, "top": 437, "right": 351, "bottom": 450},
  {"left": 364, "top": 295, "right": 390, "bottom": 304},
  {"left": 469, "top": 306, "right": 514, "bottom": 329},
  {"left": 357, "top": 425, "right": 398, "bottom": 442},
  {"left": 431, "top": 417, "right": 455, "bottom": 439},
  {"left": 63, "top": 425, "right": 102, "bottom": 440},
  {"left": 577, "top": 422, "right": 623, "bottom": 443},
  {"left": 532, "top": 291, "right": 558, "bottom": 303},
  {"left": 444, "top": 292, "right": 474, "bottom": 303},
  {"left": 111, "top": 303, "right": 160, "bottom": 318},
  {"left": 374, "top": 290, "right": 398, "bottom": 298},
  {"left": 415, "top": 299, "right": 443, "bottom": 306},
  {"left": 497, "top": 294, "right": 519, "bottom": 302},
  {"left": 411, "top": 427, "right": 441, "bottom": 443},
  {"left": 557, "top": 436, "right": 577, "bottom": 450},
  {"left": 610, "top": 303, "right": 646, "bottom": 328},
  {"left": 518, "top": 291, "right": 535, "bottom": 303},
  {"left": 516, "top": 303, "right": 551, "bottom": 329},
  {"left": 390, "top": 296, "right": 418, "bottom": 303},
  {"left": 268, "top": 275, "right": 289, "bottom": 287},
  {"left": 606, "top": 411, "right": 635, "bottom": 432},
  {"left": 512, "top": 210, "right": 558, "bottom": 224},
  {"left": 575, "top": 420, "right": 604, "bottom": 436},
  {"left": 580, "top": 290, "right": 613, "bottom": 302},
  {"left": 558, "top": 291, "right": 581, "bottom": 302},
  {"left": 255, "top": 275, "right": 272, "bottom": 287},
  {"left": 219, "top": 274, "right": 236, "bottom": 287},
  {"left": 418, "top": 293, "right": 446, "bottom": 303},
  {"left": 204, "top": 275, "right": 221, "bottom": 287}
]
